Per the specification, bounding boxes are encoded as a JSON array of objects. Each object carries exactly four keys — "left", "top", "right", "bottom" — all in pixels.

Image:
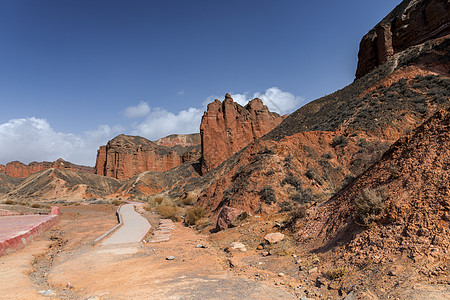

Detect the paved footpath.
[{"left": 101, "top": 203, "right": 151, "bottom": 245}]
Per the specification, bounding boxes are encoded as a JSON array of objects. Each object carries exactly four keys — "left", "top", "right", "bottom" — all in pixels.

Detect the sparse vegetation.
[
  {"left": 155, "top": 205, "right": 180, "bottom": 222},
  {"left": 281, "top": 174, "right": 303, "bottom": 190},
  {"left": 185, "top": 206, "right": 207, "bottom": 226},
  {"left": 284, "top": 206, "right": 307, "bottom": 229},
  {"left": 279, "top": 200, "right": 293, "bottom": 212},
  {"left": 354, "top": 187, "right": 387, "bottom": 225},
  {"left": 181, "top": 194, "right": 197, "bottom": 206},
  {"left": 325, "top": 266, "right": 348, "bottom": 280},
  {"left": 4, "top": 199, "right": 15, "bottom": 205},
  {"left": 112, "top": 199, "right": 123, "bottom": 206},
  {"left": 259, "top": 186, "right": 277, "bottom": 205},
  {"left": 331, "top": 135, "right": 348, "bottom": 147},
  {"left": 30, "top": 203, "right": 41, "bottom": 208},
  {"left": 289, "top": 188, "right": 314, "bottom": 204},
  {"left": 305, "top": 168, "right": 323, "bottom": 185}
]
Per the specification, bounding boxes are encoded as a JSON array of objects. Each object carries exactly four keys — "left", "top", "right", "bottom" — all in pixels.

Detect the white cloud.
[
  {"left": 0, "top": 117, "right": 121, "bottom": 166},
  {"left": 231, "top": 87, "right": 304, "bottom": 115},
  {"left": 131, "top": 107, "right": 203, "bottom": 140},
  {"left": 177, "top": 90, "right": 185, "bottom": 95},
  {"left": 124, "top": 101, "right": 151, "bottom": 118}
]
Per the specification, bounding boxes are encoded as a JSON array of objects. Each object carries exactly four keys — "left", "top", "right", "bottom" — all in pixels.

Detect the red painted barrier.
[{"left": 0, "top": 208, "right": 60, "bottom": 257}]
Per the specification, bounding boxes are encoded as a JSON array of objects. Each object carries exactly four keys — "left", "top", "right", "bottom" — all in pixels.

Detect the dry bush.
[
  {"left": 193, "top": 217, "right": 210, "bottom": 230},
  {"left": 112, "top": 199, "right": 123, "bottom": 206},
  {"left": 154, "top": 196, "right": 165, "bottom": 205},
  {"left": 260, "top": 186, "right": 277, "bottom": 205},
  {"left": 325, "top": 266, "right": 348, "bottom": 280},
  {"left": 185, "top": 206, "right": 207, "bottom": 226},
  {"left": 155, "top": 205, "right": 180, "bottom": 222},
  {"left": 4, "top": 199, "right": 15, "bottom": 205},
  {"left": 181, "top": 194, "right": 197, "bottom": 206},
  {"left": 30, "top": 203, "right": 41, "bottom": 208},
  {"left": 354, "top": 187, "right": 387, "bottom": 225}
]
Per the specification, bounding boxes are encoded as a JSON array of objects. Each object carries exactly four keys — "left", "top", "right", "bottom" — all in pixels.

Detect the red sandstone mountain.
[
  {"left": 356, "top": 0, "right": 450, "bottom": 78},
  {"left": 94, "top": 134, "right": 200, "bottom": 181},
  {"left": 0, "top": 159, "right": 94, "bottom": 178},
  {"left": 200, "top": 94, "right": 284, "bottom": 174},
  {"left": 189, "top": 1, "right": 450, "bottom": 215}
]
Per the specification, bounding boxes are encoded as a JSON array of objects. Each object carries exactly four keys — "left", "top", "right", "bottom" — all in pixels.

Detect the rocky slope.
[
  {"left": 297, "top": 107, "right": 450, "bottom": 256},
  {"left": 200, "top": 94, "right": 284, "bottom": 174},
  {"left": 194, "top": 34, "right": 449, "bottom": 215},
  {"left": 1, "top": 159, "right": 94, "bottom": 178},
  {"left": 356, "top": 0, "right": 450, "bottom": 79},
  {"left": 94, "top": 134, "right": 200, "bottom": 181},
  {"left": 0, "top": 173, "right": 22, "bottom": 194},
  {"left": 5, "top": 168, "right": 121, "bottom": 202}
]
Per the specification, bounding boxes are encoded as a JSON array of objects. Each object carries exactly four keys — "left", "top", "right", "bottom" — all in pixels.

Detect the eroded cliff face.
[
  {"left": 200, "top": 94, "right": 284, "bottom": 174},
  {"left": 2, "top": 159, "right": 94, "bottom": 178},
  {"left": 94, "top": 134, "right": 187, "bottom": 180},
  {"left": 356, "top": 0, "right": 450, "bottom": 79}
]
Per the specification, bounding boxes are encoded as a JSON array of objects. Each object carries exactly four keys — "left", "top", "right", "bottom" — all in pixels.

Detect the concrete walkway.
[{"left": 101, "top": 204, "right": 151, "bottom": 245}]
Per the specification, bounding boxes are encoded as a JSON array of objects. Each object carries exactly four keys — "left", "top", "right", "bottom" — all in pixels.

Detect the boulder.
[
  {"left": 264, "top": 232, "right": 285, "bottom": 244},
  {"left": 215, "top": 206, "right": 244, "bottom": 231}
]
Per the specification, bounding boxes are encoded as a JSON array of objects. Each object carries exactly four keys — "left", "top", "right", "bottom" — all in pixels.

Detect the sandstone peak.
[{"left": 200, "top": 95, "right": 285, "bottom": 174}]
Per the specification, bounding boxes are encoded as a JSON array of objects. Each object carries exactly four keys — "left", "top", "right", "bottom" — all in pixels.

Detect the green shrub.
[
  {"left": 155, "top": 205, "right": 180, "bottom": 222},
  {"left": 354, "top": 187, "right": 387, "bottom": 225},
  {"left": 185, "top": 207, "right": 207, "bottom": 226},
  {"left": 260, "top": 186, "right": 277, "bottom": 205}
]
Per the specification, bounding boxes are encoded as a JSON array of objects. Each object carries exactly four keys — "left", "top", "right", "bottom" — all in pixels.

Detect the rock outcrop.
[
  {"left": 200, "top": 94, "right": 284, "bottom": 174},
  {"left": 2, "top": 159, "right": 94, "bottom": 178},
  {"left": 95, "top": 135, "right": 184, "bottom": 180},
  {"left": 356, "top": 0, "right": 450, "bottom": 79},
  {"left": 94, "top": 134, "right": 201, "bottom": 181},
  {"left": 155, "top": 133, "right": 200, "bottom": 148}
]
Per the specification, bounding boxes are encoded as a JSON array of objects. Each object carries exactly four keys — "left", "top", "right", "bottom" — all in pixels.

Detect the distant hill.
[
  {"left": 5, "top": 168, "right": 121, "bottom": 202},
  {"left": 0, "top": 158, "right": 94, "bottom": 178}
]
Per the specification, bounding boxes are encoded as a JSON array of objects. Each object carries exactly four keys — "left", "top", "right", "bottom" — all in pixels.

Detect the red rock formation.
[
  {"left": 0, "top": 164, "right": 4, "bottom": 174},
  {"left": 155, "top": 133, "right": 201, "bottom": 148},
  {"left": 94, "top": 134, "right": 186, "bottom": 180},
  {"left": 3, "top": 159, "right": 94, "bottom": 178},
  {"left": 356, "top": 0, "right": 450, "bottom": 79},
  {"left": 200, "top": 94, "right": 284, "bottom": 174}
]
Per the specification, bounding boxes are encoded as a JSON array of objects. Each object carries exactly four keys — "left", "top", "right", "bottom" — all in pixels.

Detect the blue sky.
[{"left": 0, "top": 0, "right": 401, "bottom": 166}]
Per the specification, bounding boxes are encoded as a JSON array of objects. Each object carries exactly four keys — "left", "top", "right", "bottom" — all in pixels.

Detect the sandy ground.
[{"left": 0, "top": 204, "right": 295, "bottom": 299}]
